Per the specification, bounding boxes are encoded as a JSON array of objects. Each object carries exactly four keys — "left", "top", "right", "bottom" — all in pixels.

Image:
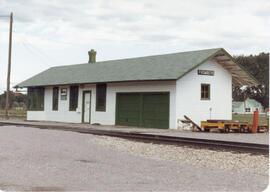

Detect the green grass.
[
  {"left": 0, "top": 109, "right": 26, "bottom": 117},
  {"left": 232, "top": 113, "right": 268, "bottom": 125}
]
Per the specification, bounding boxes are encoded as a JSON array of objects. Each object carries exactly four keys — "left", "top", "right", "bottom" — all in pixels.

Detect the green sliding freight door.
[
  {"left": 116, "top": 93, "right": 169, "bottom": 129},
  {"left": 116, "top": 93, "right": 141, "bottom": 126}
]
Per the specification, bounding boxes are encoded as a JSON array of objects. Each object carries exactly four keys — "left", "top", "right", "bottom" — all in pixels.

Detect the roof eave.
[
  {"left": 219, "top": 48, "right": 260, "bottom": 86},
  {"left": 177, "top": 48, "right": 260, "bottom": 86},
  {"left": 15, "top": 78, "right": 177, "bottom": 88}
]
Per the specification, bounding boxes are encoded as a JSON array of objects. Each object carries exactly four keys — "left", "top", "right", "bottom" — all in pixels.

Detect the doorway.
[{"left": 82, "top": 91, "right": 91, "bottom": 123}]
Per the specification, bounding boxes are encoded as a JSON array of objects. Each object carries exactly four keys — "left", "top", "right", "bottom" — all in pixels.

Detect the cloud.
[
  {"left": 142, "top": 34, "right": 177, "bottom": 42},
  {"left": 1, "top": 0, "right": 269, "bottom": 49},
  {"left": 0, "top": 0, "right": 269, "bottom": 93}
]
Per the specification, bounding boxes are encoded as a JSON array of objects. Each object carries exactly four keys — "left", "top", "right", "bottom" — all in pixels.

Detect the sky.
[{"left": 0, "top": 0, "right": 269, "bottom": 93}]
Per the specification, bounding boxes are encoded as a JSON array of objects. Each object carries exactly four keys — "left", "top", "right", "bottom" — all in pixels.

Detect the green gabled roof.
[
  {"left": 16, "top": 48, "right": 258, "bottom": 88},
  {"left": 246, "top": 98, "right": 263, "bottom": 107},
  {"left": 232, "top": 101, "right": 244, "bottom": 108}
]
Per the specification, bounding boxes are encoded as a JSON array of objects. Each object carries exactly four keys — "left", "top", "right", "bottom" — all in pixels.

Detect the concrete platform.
[{"left": 0, "top": 119, "right": 268, "bottom": 145}]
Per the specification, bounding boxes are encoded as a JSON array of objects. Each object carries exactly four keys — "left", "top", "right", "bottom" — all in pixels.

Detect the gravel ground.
[
  {"left": 94, "top": 136, "right": 269, "bottom": 176},
  {"left": 0, "top": 125, "right": 268, "bottom": 191}
]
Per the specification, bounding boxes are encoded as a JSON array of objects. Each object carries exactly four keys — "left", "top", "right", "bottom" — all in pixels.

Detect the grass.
[
  {"left": 0, "top": 109, "right": 26, "bottom": 118},
  {"left": 232, "top": 113, "right": 268, "bottom": 125}
]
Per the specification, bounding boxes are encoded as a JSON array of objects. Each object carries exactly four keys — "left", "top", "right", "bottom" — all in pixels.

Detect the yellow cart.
[{"left": 201, "top": 120, "right": 250, "bottom": 133}]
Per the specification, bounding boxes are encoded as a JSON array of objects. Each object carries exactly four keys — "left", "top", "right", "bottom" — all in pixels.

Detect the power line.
[
  {"left": 24, "top": 38, "right": 56, "bottom": 63},
  {"left": 17, "top": 34, "right": 58, "bottom": 67},
  {"left": 19, "top": 41, "right": 51, "bottom": 67}
]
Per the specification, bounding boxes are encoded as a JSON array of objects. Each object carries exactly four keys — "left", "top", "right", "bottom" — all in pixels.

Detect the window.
[
  {"left": 27, "top": 87, "right": 44, "bottom": 111},
  {"left": 60, "top": 88, "right": 67, "bottom": 100},
  {"left": 69, "top": 86, "right": 79, "bottom": 111},
  {"left": 96, "top": 84, "right": 106, "bottom": 111},
  {"left": 245, "top": 108, "right": 250, "bottom": 112},
  {"left": 52, "top": 87, "right": 59, "bottom": 111},
  {"left": 201, "top": 84, "right": 210, "bottom": 100}
]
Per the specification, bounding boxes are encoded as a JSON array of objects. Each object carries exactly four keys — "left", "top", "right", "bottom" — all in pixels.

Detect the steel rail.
[{"left": 0, "top": 122, "right": 268, "bottom": 154}]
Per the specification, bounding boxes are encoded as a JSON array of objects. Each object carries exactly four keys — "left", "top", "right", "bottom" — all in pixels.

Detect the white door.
[{"left": 83, "top": 92, "right": 91, "bottom": 123}]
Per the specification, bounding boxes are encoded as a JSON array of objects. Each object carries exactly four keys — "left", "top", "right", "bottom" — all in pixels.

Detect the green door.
[
  {"left": 142, "top": 93, "right": 169, "bottom": 129},
  {"left": 116, "top": 93, "right": 169, "bottom": 129},
  {"left": 116, "top": 93, "right": 141, "bottom": 126}
]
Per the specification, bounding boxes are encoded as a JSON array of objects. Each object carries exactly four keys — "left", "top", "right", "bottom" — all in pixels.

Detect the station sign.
[{"left": 198, "top": 70, "right": 214, "bottom": 76}]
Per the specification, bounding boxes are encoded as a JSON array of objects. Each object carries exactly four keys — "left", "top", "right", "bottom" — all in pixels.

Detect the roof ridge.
[{"left": 51, "top": 47, "right": 223, "bottom": 69}]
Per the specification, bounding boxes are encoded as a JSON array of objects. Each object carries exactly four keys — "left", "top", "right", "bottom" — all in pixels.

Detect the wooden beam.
[
  {"left": 233, "top": 76, "right": 247, "bottom": 86},
  {"left": 232, "top": 78, "right": 242, "bottom": 86},
  {"left": 217, "top": 63, "right": 234, "bottom": 66},
  {"left": 214, "top": 54, "right": 225, "bottom": 57},
  {"left": 224, "top": 67, "right": 239, "bottom": 70},
  {"left": 217, "top": 62, "right": 234, "bottom": 65},
  {"left": 216, "top": 59, "right": 231, "bottom": 62},
  {"left": 216, "top": 58, "right": 257, "bottom": 86},
  {"left": 184, "top": 115, "right": 202, "bottom": 132}
]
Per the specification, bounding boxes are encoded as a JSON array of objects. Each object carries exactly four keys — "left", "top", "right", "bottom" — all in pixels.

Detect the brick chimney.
[{"left": 88, "top": 49, "right": 96, "bottom": 63}]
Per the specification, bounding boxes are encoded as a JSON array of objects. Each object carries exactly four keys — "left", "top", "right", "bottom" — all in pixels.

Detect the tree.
[
  {"left": 0, "top": 91, "right": 27, "bottom": 109},
  {"left": 233, "top": 53, "right": 269, "bottom": 108}
]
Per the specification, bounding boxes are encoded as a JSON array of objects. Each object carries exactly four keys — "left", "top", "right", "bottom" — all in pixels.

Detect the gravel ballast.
[
  {"left": 0, "top": 125, "right": 268, "bottom": 191},
  {"left": 94, "top": 136, "right": 269, "bottom": 176}
]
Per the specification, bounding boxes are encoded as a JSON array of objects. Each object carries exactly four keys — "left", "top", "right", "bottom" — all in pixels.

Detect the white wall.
[
  {"left": 27, "top": 59, "right": 233, "bottom": 129},
  {"left": 176, "top": 59, "right": 232, "bottom": 127},
  {"left": 27, "top": 81, "right": 177, "bottom": 128},
  {"left": 27, "top": 85, "right": 82, "bottom": 123},
  {"left": 243, "top": 99, "right": 264, "bottom": 114}
]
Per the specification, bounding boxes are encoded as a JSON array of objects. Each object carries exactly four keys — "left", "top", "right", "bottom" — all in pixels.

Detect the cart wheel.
[
  {"left": 240, "top": 127, "right": 245, "bottom": 133},
  {"left": 234, "top": 129, "right": 240, "bottom": 133},
  {"left": 224, "top": 125, "right": 230, "bottom": 133},
  {"left": 204, "top": 128, "right": 210, "bottom": 132}
]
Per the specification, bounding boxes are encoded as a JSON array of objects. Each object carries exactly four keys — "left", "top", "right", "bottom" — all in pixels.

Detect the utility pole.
[{"left": 5, "top": 12, "right": 13, "bottom": 119}]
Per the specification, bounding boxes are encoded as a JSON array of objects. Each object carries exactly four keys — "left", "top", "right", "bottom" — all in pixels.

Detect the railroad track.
[{"left": 0, "top": 121, "right": 268, "bottom": 154}]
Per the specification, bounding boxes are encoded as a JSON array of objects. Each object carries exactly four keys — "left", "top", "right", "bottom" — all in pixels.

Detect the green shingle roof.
[{"left": 16, "top": 48, "right": 257, "bottom": 87}]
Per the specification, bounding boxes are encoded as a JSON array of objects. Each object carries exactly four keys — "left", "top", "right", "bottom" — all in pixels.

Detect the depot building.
[{"left": 16, "top": 48, "right": 258, "bottom": 129}]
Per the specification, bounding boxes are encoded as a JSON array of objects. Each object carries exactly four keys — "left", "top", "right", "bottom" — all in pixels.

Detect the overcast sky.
[{"left": 0, "top": 0, "right": 269, "bottom": 93}]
